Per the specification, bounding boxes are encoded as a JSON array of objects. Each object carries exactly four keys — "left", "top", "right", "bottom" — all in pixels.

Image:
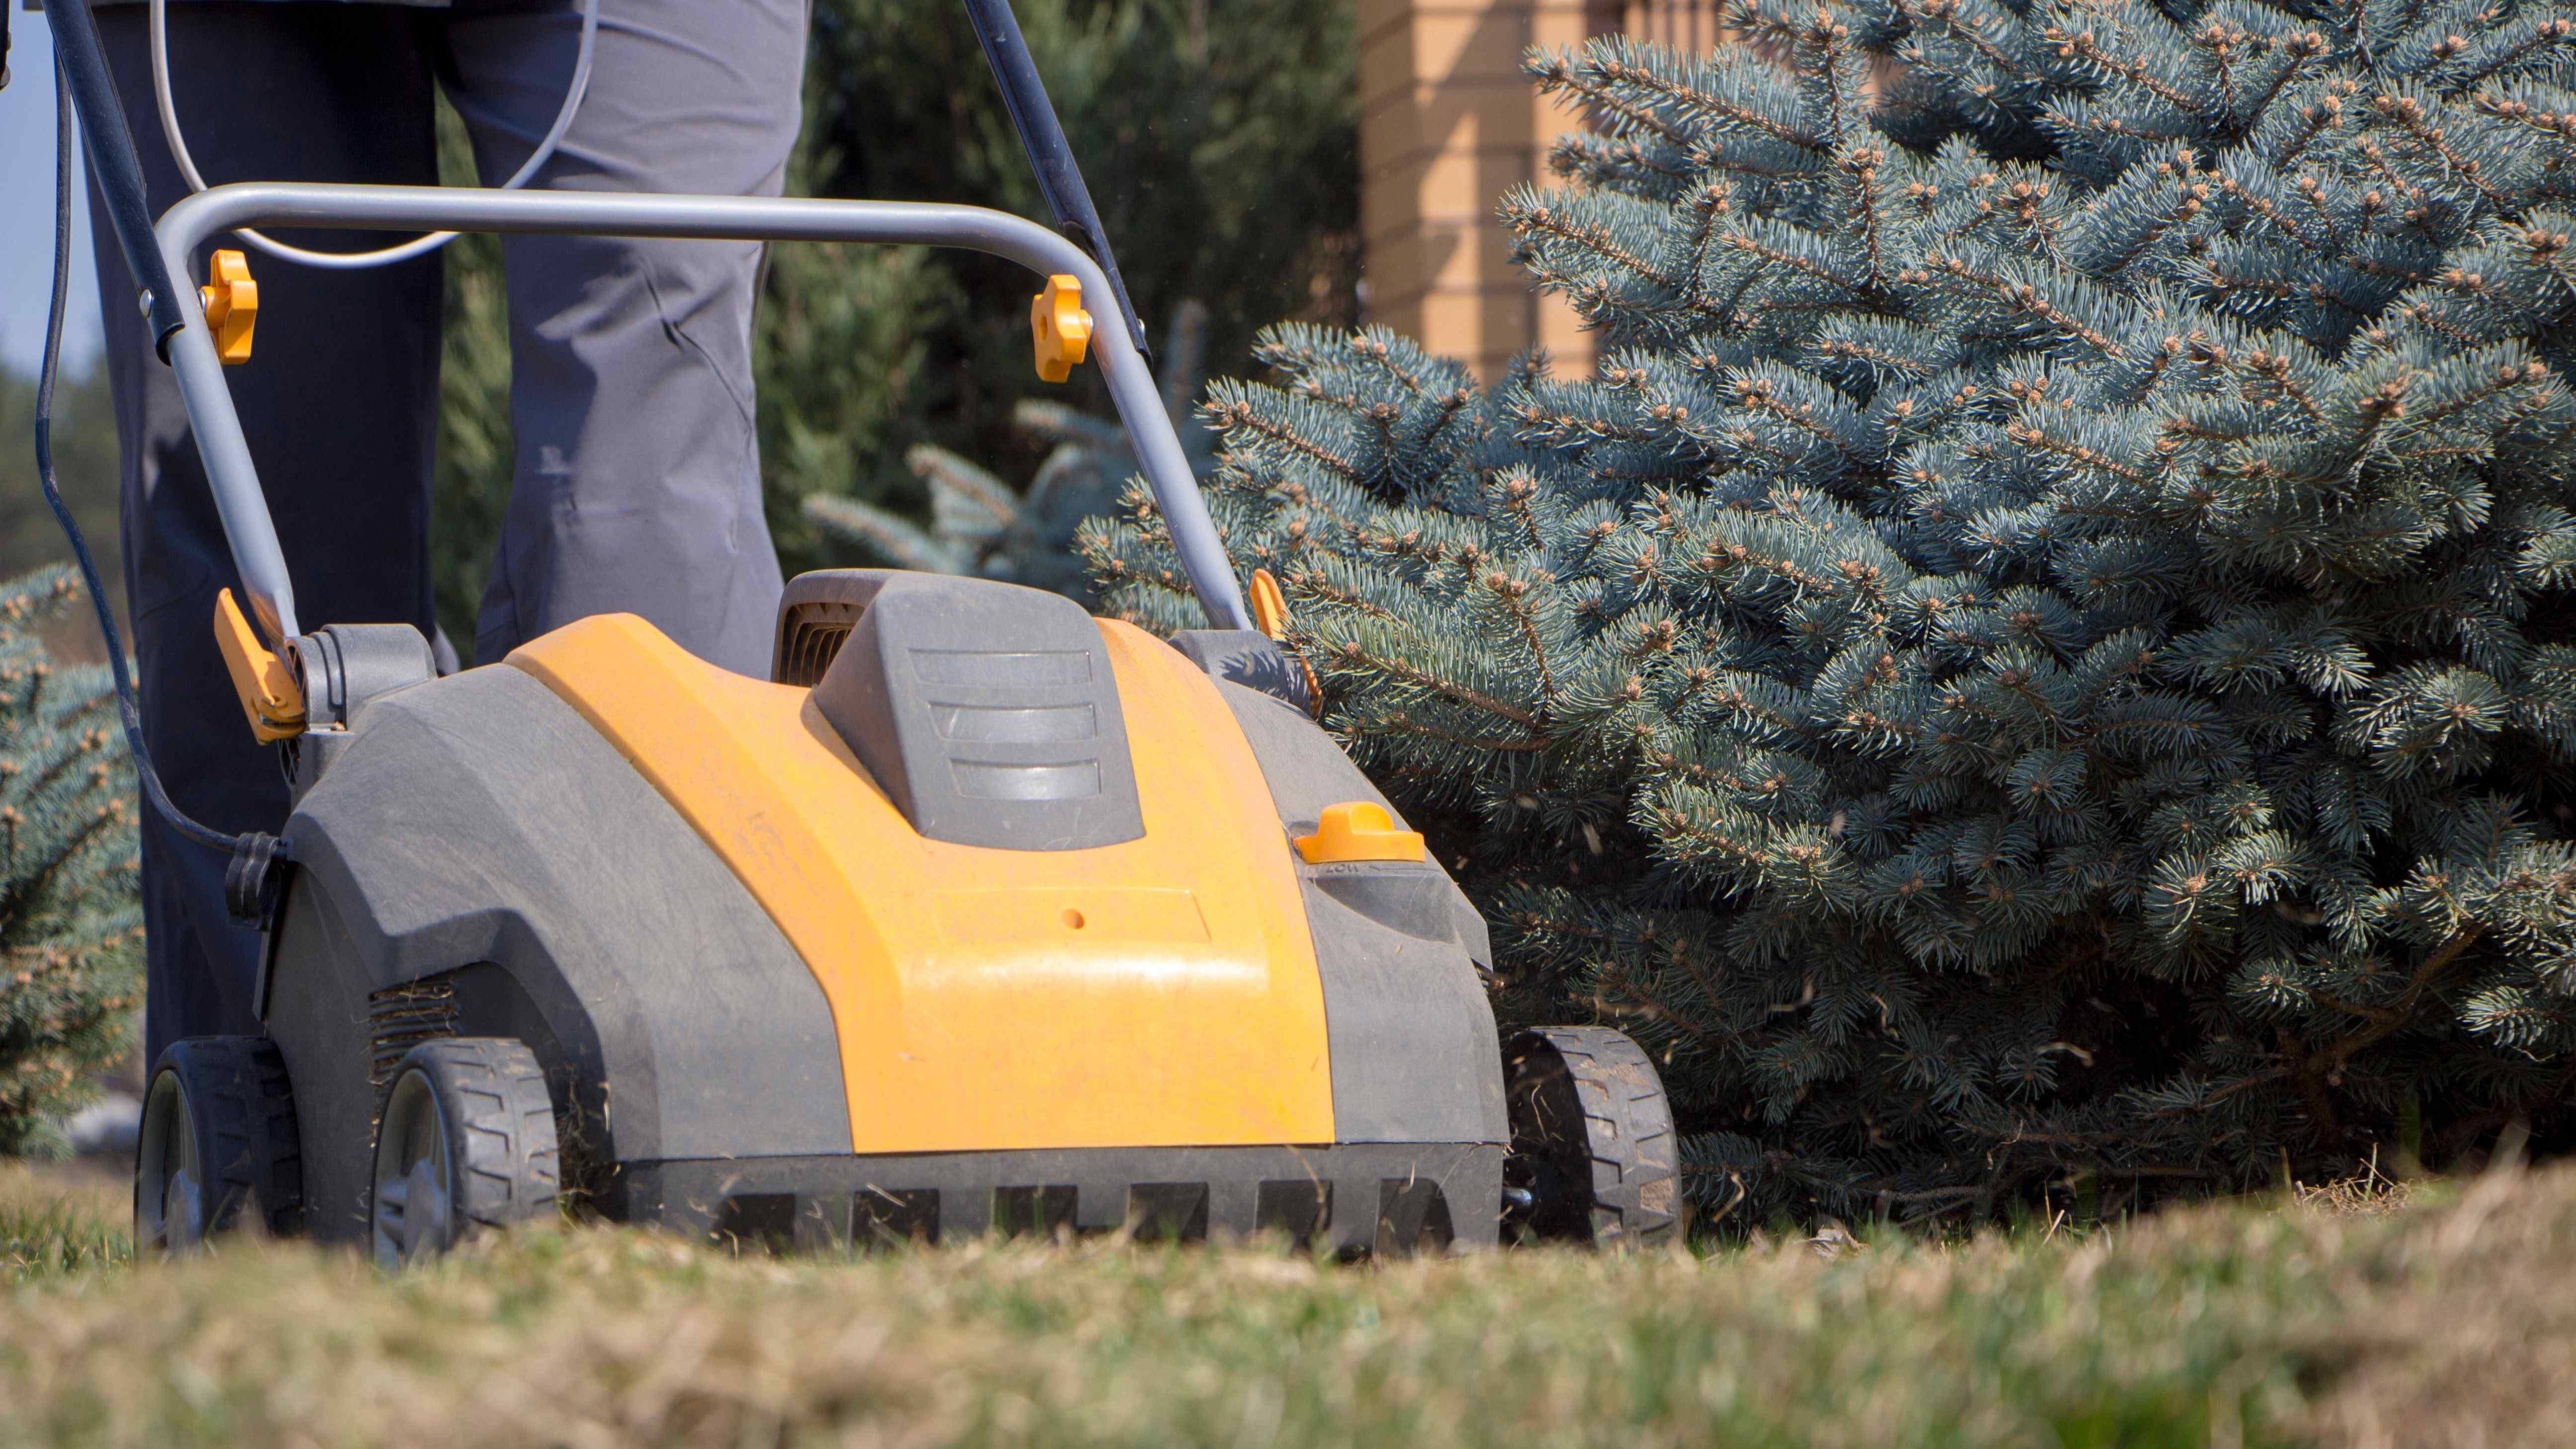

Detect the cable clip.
[{"left": 224, "top": 831, "right": 290, "bottom": 926}]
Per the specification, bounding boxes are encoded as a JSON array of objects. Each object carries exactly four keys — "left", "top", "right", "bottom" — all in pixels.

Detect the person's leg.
[
  {"left": 86, "top": 4, "right": 442, "bottom": 1062},
  {"left": 438, "top": 0, "right": 807, "bottom": 673}
]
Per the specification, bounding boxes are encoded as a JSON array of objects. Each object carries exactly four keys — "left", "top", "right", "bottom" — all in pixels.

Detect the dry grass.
[
  {"left": 2295, "top": 1156, "right": 2576, "bottom": 1448},
  {"left": 3, "top": 1159, "right": 2574, "bottom": 1448},
  {"left": 0, "top": 1161, "right": 123, "bottom": 1280},
  {"left": 2291, "top": 1153, "right": 2417, "bottom": 1217}
]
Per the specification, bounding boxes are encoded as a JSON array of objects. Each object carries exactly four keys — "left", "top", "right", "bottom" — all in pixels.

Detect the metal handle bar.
[{"left": 154, "top": 183, "right": 1253, "bottom": 646}]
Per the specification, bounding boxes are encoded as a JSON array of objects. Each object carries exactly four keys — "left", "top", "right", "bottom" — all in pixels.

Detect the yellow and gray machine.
[{"left": 42, "top": 0, "right": 1680, "bottom": 1263}]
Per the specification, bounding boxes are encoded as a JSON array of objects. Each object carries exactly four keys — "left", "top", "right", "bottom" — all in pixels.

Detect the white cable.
[{"left": 149, "top": 0, "right": 600, "bottom": 269}]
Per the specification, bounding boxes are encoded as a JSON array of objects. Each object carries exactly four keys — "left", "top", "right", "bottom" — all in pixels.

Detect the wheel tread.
[
  {"left": 1504, "top": 1026, "right": 1681, "bottom": 1249},
  {"left": 139, "top": 1037, "right": 303, "bottom": 1246},
  {"left": 378, "top": 1037, "right": 560, "bottom": 1253}
]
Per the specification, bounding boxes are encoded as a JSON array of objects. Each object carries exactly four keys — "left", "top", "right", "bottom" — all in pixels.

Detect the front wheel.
[
  {"left": 1502, "top": 1027, "right": 1681, "bottom": 1249},
  {"left": 134, "top": 1037, "right": 303, "bottom": 1255},
  {"left": 371, "top": 1038, "right": 560, "bottom": 1268}
]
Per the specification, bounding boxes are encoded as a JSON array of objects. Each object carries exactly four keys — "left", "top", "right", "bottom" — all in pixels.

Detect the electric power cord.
[
  {"left": 40, "top": 72, "right": 289, "bottom": 911},
  {"left": 148, "top": 0, "right": 599, "bottom": 269}
]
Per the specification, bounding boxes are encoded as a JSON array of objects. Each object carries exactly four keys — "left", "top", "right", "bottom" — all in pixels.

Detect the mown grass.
[
  {"left": 0, "top": 1164, "right": 125, "bottom": 1281},
  {"left": 2, "top": 1161, "right": 2570, "bottom": 1448}
]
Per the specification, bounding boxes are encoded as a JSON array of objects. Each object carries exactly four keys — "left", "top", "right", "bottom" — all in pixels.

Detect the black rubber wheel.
[
  {"left": 370, "top": 1037, "right": 560, "bottom": 1268},
  {"left": 134, "top": 1037, "right": 303, "bottom": 1254},
  {"left": 1503, "top": 1027, "right": 1681, "bottom": 1248}
]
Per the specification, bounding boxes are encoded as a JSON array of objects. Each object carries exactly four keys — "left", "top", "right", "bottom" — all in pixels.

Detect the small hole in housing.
[{"left": 1062, "top": 908, "right": 1086, "bottom": 930}]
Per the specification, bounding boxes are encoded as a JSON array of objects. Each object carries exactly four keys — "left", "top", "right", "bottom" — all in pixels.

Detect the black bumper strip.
[{"left": 610, "top": 1142, "right": 1506, "bottom": 1256}]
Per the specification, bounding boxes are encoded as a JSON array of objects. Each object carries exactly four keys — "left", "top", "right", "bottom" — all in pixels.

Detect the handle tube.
[{"left": 155, "top": 184, "right": 1254, "bottom": 639}]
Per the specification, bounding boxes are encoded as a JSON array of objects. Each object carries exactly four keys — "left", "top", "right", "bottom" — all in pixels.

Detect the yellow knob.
[
  {"left": 1030, "top": 273, "right": 1093, "bottom": 382},
  {"left": 198, "top": 249, "right": 257, "bottom": 365},
  {"left": 1294, "top": 801, "right": 1426, "bottom": 865}
]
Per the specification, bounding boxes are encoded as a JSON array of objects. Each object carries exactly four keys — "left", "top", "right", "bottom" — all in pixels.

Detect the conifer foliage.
[
  {"left": 0, "top": 569, "right": 139, "bottom": 1157},
  {"left": 808, "top": 303, "right": 1218, "bottom": 604},
  {"left": 1086, "top": 0, "right": 2576, "bottom": 1218}
]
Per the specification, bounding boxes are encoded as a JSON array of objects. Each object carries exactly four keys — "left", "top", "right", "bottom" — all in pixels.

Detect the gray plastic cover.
[
  {"left": 806, "top": 572, "right": 1144, "bottom": 851},
  {"left": 277, "top": 667, "right": 853, "bottom": 1183},
  {"left": 289, "top": 623, "right": 436, "bottom": 729},
  {"left": 1168, "top": 629, "right": 1314, "bottom": 713},
  {"left": 1210, "top": 680, "right": 1508, "bottom": 1146}
]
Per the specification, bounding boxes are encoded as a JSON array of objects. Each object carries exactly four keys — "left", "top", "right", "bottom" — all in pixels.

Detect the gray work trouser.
[{"left": 86, "top": 0, "right": 808, "bottom": 1062}]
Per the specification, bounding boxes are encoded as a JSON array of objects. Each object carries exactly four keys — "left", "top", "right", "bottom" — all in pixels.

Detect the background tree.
[
  {"left": 803, "top": 300, "right": 1216, "bottom": 604},
  {"left": 0, "top": 567, "right": 139, "bottom": 1158},
  {"left": 0, "top": 368, "right": 116, "bottom": 601},
  {"left": 1088, "top": 0, "right": 2576, "bottom": 1222}
]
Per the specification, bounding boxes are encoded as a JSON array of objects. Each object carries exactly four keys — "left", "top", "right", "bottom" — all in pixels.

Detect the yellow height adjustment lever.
[
  {"left": 1030, "top": 274, "right": 1092, "bottom": 382},
  {"left": 213, "top": 589, "right": 304, "bottom": 742},
  {"left": 1295, "top": 802, "right": 1426, "bottom": 865},
  {"left": 199, "top": 249, "right": 257, "bottom": 364}
]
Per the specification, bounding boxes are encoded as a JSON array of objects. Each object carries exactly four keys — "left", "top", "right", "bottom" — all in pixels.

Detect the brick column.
[
  {"left": 1612, "top": 0, "right": 1726, "bottom": 49},
  {"left": 1356, "top": 0, "right": 1609, "bottom": 383}
]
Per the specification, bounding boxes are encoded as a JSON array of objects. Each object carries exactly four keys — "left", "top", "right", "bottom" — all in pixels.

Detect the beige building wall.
[
  {"left": 1610, "top": 0, "right": 1728, "bottom": 50},
  {"left": 1356, "top": 1, "right": 1726, "bottom": 382}
]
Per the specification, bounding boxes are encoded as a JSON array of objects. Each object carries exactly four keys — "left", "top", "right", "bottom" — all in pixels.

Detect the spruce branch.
[
  {"left": 1318, "top": 637, "right": 1542, "bottom": 729},
  {"left": 2368, "top": 89, "right": 2525, "bottom": 216},
  {"left": 1088, "top": 0, "right": 2576, "bottom": 1222},
  {"left": 2045, "top": 25, "right": 2218, "bottom": 124}
]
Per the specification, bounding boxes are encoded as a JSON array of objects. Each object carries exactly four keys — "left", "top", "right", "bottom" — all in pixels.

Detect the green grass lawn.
[{"left": 3, "top": 1161, "right": 2570, "bottom": 1448}]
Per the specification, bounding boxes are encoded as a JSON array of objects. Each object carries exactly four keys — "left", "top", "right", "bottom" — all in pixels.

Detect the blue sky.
[{"left": 1, "top": 8, "right": 107, "bottom": 379}]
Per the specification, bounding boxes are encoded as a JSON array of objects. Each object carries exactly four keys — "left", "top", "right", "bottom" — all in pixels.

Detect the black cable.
[
  {"left": 49, "top": 0, "right": 187, "bottom": 359},
  {"left": 41, "top": 68, "right": 281, "bottom": 870},
  {"left": 961, "top": 0, "right": 1153, "bottom": 368}
]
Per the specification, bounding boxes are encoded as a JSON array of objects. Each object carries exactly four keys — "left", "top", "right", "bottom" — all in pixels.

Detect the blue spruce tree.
[
  {"left": 1086, "top": 0, "right": 2576, "bottom": 1221},
  {"left": 0, "top": 568, "right": 140, "bottom": 1157}
]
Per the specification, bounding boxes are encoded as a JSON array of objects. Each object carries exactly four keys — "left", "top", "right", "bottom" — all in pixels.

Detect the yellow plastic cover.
[{"left": 509, "top": 613, "right": 1335, "bottom": 1154}]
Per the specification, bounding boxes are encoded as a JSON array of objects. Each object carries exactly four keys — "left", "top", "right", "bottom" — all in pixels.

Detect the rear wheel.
[
  {"left": 1503, "top": 1027, "right": 1681, "bottom": 1249},
  {"left": 133, "top": 1037, "right": 303, "bottom": 1255},
  {"left": 370, "top": 1038, "right": 560, "bottom": 1268}
]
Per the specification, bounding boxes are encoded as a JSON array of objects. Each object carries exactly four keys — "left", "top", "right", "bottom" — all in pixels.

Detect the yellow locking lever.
[
  {"left": 213, "top": 589, "right": 304, "bottom": 742},
  {"left": 1246, "top": 567, "right": 1324, "bottom": 716},
  {"left": 1248, "top": 568, "right": 1291, "bottom": 641},
  {"left": 1030, "top": 273, "right": 1092, "bottom": 382},
  {"left": 198, "top": 249, "right": 257, "bottom": 365}
]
